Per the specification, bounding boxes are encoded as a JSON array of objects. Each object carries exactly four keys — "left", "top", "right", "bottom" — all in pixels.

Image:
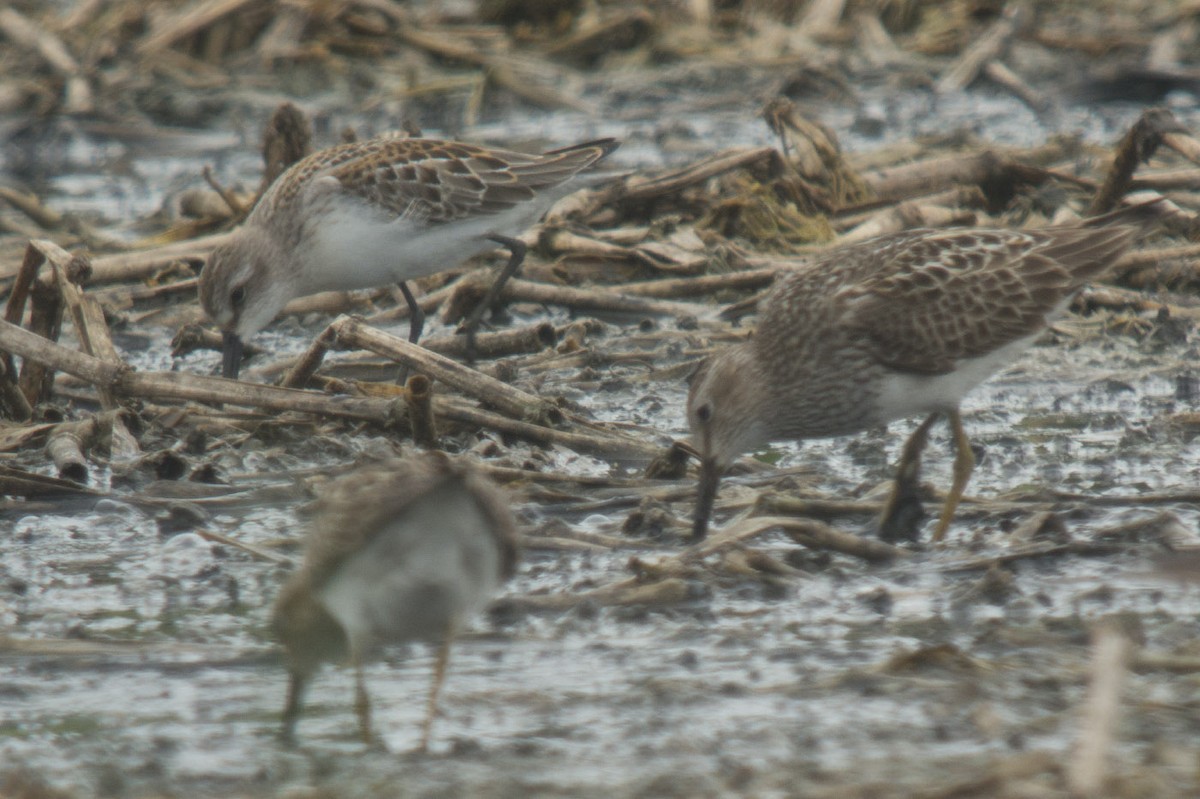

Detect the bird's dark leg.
[
  {"left": 876, "top": 412, "right": 938, "bottom": 543},
  {"left": 458, "top": 235, "right": 527, "bottom": 363},
  {"left": 280, "top": 670, "right": 307, "bottom": 745},
  {"left": 353, "top": 655, "right": 373, "bottom": 744},
  {"left": 931, "top": 408, "right": 975, "bottom": 543},
  {"left": 397, "top": 281, "right": 425, "bottom": 344},
  {"left": 395, "top": 281, "right": 425, "bottom": 384}
]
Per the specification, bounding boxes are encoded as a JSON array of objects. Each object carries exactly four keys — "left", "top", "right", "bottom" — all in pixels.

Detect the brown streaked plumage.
[
  {"left": 271, "top": 452, "right": 520, "bottom": 747},
  {"left": 688, "top": 223, "right": 1136, "bottom": 542},
  {"left": 199, "top": 136, "right": 619, "bottom": 378}
]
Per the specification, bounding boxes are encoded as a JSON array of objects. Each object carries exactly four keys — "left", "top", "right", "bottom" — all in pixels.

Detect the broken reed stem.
[
  {"left": 461, "top": 275, "right": 707, "bottom": 319},
  {"left": 1067, "top": 625, "right": 1133, "bottom": 797},
  {"left": 687, "top": 515, "right": 907, "bottom": 563},
  {"left": 1088, "top": 107, "right": 1185, "bottom": 215},
  {"left": 280, "top": 325, "right": 337, "bottom": 388},
  {"left": 328, "top": 315, "right": 563, "bottom": 425},
  {"left": 0, "top": 317, "right": 662, "bottom": 461},
  {"left": 936, "top": 2, "right": 1027, "bottom": 93},
  {"left": 45, "top": 417, "right": 92, "bottom": 483},
  {"left": 405, "top": 374, "right": 438, "bottom": 448}
]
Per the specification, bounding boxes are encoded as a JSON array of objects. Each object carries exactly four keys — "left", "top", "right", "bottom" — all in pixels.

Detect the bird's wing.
[
  {"left": 838, "top": 227, "right": 1128, "bottom": 375},
  {"left": 276, "top": 138, "right": 615, "bottom": 225}
]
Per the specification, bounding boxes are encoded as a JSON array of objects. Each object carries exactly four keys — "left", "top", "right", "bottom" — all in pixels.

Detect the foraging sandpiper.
[
  {"left": 688, "top": 222, "right": 1135, "bottom": 542},
  {"left": 271, "top": 452, "right": 519, "bottom": 747},
  {"left": 200, "top": 136, "right": 619, "bottom": 378}
]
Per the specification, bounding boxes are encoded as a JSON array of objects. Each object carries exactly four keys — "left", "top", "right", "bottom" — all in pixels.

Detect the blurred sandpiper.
[
  {"left": 271, "top": 452, "right": 519, "bottom": 747},
  {"left": 200, "top": 136, "right": 619, "bottom": 378},
  {"left": 688, "top": 221, "right": 1135, "bottom": 542}
]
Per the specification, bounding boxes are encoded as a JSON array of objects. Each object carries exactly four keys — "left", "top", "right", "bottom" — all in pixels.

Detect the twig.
[{"left": 1067, "top": 624, "right": 1133, "bottom": 797}]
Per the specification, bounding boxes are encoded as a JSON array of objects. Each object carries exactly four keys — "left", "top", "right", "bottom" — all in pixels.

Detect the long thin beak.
[
  {"left": 221, "top": 330, "right": 244, "bottom": 380},
  {"left": 692, "top": 457, "right": 721, "bottom": 542}
]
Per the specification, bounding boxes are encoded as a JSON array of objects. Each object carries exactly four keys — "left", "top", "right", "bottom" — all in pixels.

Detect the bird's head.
[{"left": 686, "top": 346, "right": 770, "bottom": 541}]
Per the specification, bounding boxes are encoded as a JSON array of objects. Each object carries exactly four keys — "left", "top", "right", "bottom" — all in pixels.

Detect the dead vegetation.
[{"left": 2, "top": 1, "right": 1200, "bottom": 797}]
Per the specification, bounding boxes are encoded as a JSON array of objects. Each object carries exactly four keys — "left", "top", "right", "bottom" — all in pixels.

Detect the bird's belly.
[
  {"left": 316, "top": 498, "right": 503, "bottom": 652},
  {"left": 872, "top": 333, "right": 1041, "bottom": 423},
  {"left": 299, "top": 196, "right": 548, "bottom": 294}
]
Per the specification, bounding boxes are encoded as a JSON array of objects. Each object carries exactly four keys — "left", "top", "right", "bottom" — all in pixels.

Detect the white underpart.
[
  {"left": 317, "top": 487, "right": 502, "bottom": 656},
  {"left": 873, "top": 330, "right": 1043, "bottom": 421},
  {"left": 296, "top": 176, "right": 579, "bottom": 295}
]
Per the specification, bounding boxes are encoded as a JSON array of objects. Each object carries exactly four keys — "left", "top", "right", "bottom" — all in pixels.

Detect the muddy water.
[{"left": 3, "top": 79, "right": 1200, "bottom": 798}]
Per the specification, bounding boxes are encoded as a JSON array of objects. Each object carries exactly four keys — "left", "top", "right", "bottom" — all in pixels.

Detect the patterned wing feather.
[
  {"left": 263, "top": 137, "right": 616, "bottom": 226},
  {"left": 840, "top": 227, "right": 1131, "bottom": 375}
]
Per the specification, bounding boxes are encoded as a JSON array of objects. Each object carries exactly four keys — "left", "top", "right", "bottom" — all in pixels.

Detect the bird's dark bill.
[
  {"left": 221, "top": 331, "right": 244, "bottom": 380},
  {"left": 692, "top": 459, "right": 721, "bottom": 542}
]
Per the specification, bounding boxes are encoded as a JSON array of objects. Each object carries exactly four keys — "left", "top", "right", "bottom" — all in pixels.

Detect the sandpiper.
[
  {"left": 271, "top": 452, "right": 520, "bottom": 747},
  {"left": 688, "top": 221, "right": 1136, "bottom": 542},
  {"left": 200, "top": 136, "right": 619, "bottom": 378}
]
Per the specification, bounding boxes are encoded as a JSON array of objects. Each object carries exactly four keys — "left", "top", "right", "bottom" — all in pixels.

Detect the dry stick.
[
  {"left": 45, "top": 418, "right": 92, "bottom": 483},
  {"left": 1161, "top": 130, "right": 1200, "bottom": 167},
  {"left": 689, "top": 515, "right": 907, "bottom": 563},
  {"left": 41, "top": 243, "right": 121, "bottom": 411},
  {"left": 86, "top": 232, "right": 229, "bottom": 284},
  {"left": 1066, "top": 625, "right": 1133, "bottom": 797},
  {"left": 1088, "top": 107, "right": 1187, "bottom": 215},
  {"left": 613, "top": 268, "right": 780, "bottom": 299},
  {"left": 1132, "top": 168, "right": 1200, "bottom": 190},
  {"left": 136, "top": 0, "right": 260, "bottom": 56},
  {"left": 394, "top": 25, "right": 593, "bottom": 113},
  {"left": 94, "top": 277, "right": 200, "bottom": 312},
  {"left": 0, "top": 186, "right": 64, "bottom": 230},
  {"left": 20, "top": 263, "right": 69, "bottom": 407},
  {"left": 405, "top": 374, "right": 437, "bottom": 448},
  {"left": 201, "top": 165, "right": 246, "bottom": 217},
  {"left": 0, "top": 7, "right": 92, "bottom": 114},
  {"left": 936, "top": 2, "right": 1028, "bottom": 93},
  {"left": 0, "top": 241, "right": 38, "bottom": 419},
  {"left": 197, "top": 528, "right": 295, "bottom": 565},
  {"left": 922, "top": 753, "right": 1058, "bottom": 799},
  {"left": 777, "top": 517, "right": 907, "bottom": 563},
  {"left": 0, "top": 463, "right": 106, "bottom": 498},
  {"left": 170, "top": 323, "right": 266, "bottom": 362},
  {"left": 982, "top": 60, "right": 1052, "bottom": 115},
  {"left": 417, "top": 321, "right": 556, "bottom": 361},
  {"left": 614, "top": 147, "right": 778, "bottom": 202},
  {"left": 834, "top": 185, "right": 988, "bottom": 231},
  {"left": 860, "top": 147, "right": 1060, "bottom": 206},
  {"left": 494, "top": 276, "right": 707, "bottom": 318},
  {"left": 503, "top": 575, "right": 692, "bottom": 611},
  {"left": 435, "top": 398, "right": 662, "bottom": 460},
  {"left": 758, "top": 494, "right": 883, "bottom": 520},
  {"left": 280, "top": 325, "right": 337, "bottom": 388},
  {"left": 838, "top": 203, "right": 980, "bottom": 245},
  {"left": 328, "top": 316, "right": 563, "bottom": 424},
  {"left": 796, "top": 0, "right": 846, "bottom": 38},
  {"left": 259, "top": 323, "right": 555, "bottom": 383},
  {"left": 1082, "top": 285, "right": 1200, "bottom": 323},
  {"left": 0, "top": 357, "right": 33, "bottom": 421},
  {"left": 0, "top": 319, "right": 663, "bottom": 461}
]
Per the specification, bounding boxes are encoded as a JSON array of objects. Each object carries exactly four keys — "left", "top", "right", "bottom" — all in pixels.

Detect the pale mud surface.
[{"left": 3, "top": 32, "right": 1200, "bottom": 799}]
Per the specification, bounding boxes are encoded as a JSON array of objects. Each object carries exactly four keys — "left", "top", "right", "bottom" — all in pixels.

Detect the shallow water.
[{"left": 3, "top": 65, "right": 1200, "bottom": 798}]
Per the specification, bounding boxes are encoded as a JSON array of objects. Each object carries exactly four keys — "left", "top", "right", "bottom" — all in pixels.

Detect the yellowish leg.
[
  {"left": 419, "top": 630, "right": 456, "bottom": 753},
  {"left": 877, "top": 413, "right": 938, "bottom": 542},
  {"left": 354, "top": 655, "right": 372, "bottom": 744},
  {"left": 931, "top": 408, "right": 976, "bottom": 543}
]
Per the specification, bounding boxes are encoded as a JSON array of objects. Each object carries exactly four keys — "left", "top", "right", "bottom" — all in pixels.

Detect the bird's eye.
[
  {"left": 230, "top": 286, "right": 246, "bottom": 308},
  {"left": 695, "top": 403, "right": 712, "bottom": 423}
]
